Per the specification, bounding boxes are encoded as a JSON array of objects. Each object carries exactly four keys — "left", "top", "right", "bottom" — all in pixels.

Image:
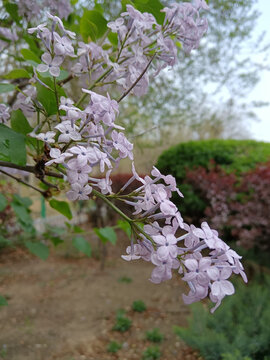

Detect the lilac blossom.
[
  {"left": 13, "top": 86, "right": 37, "bottom": 117},
  {"left": 150, "top": 253, "right": 179, "bottom": 284},
  {"left": 53, "top": 33, "right": 75, "bottom": 57},
  {"left": 0, "top": 27, "right": 18, "bottom": 41},
  {"left": 208, "top": 267, "right": 235, "bottom": 298},
  {"left": 66, "top": 183, "right": 92, "bottom": 201},
  {"left": 35, "top": 131, "right": 56, "bottom": 143},
  {"left": 183, "top": 257, "right": 211, "bottom": 285},
  {"left": 111, "top": 131, "right": 133, "bottom": 160},
  {"left": 45, "top": 148, "right": 72, "bottom": 166},
  {"left": 37, "top": 53, "right": 63, "bottom": 77},
  {"left": 55, "top": 121, "right": 81, "bottom": 143},
  {"left": 0, "top": 104, "right": 10, "bottom": 123},
  {"left": 153, "top": 233, "right": 178, "bottom": 260},
  {"left": 67, "top": 163, "right": 92, "bottom": 186}
]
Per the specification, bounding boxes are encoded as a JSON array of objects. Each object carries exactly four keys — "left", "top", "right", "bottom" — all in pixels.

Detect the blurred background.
[{"left": 0, "top": 0, "right": 270, "bottom": 359}]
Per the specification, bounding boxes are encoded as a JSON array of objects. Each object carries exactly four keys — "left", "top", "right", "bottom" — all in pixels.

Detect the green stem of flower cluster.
[{"left": 91, "top": 188, "right": 154, "bottom": 244}]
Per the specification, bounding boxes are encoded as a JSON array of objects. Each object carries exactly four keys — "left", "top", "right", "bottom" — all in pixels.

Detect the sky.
[{"left": 248, "top": 0, "right": 270, "bottom": 142}]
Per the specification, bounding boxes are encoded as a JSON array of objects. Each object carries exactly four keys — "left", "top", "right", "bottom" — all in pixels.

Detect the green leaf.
[
  {"left": 80, "top": 10, "right": 107, "bottom": 42},
  {"left": 23, "top": 34, "right": 41, "bottom": 54},
  {"left": 49, "top": 199, "right": 73, "bottom": 220},
  {"left": 121, "top": 0, "right": 135, "bottom": 11},
  {"left": 108, "top": 32, "right": 118, "bottom": 46},
  {"left": 11, "top": 109, "right": 33, "bottom": 135},
  {"left": 49, "top": 236, "right": 64, "bottom": 247},
  {"left": 0, "top": 124, "right": 27, "bottom": 166},
  {"left": 4, "top": 2, "right": 20, "bottom": 25},
  {"left": 73, "top": 225, "right": 84, "bottom": 233},
  {"left": 0, "top": 194, "right": 7, "bottom": 212},
  {"left": 5, "top": 69, "right": 30, "bottom": 79},
  {"left": 0, "top": 83, "right": 16, "bottom": 94},
  {"left": 94, "top": 226, "right": 117, "bottom": 245},
  {"left": 117, "top": 220, "right": 132, "bottom": 238},
  {"left": 12, "top": 194, "right": 32, "bottom": 208},
  {"left": 72, "top": 236, "right": 91, "bottom": 257},
  {"left": 11, "top": 194, "right": 34, "bottom": 234},
  {"left": 57, "top": 70, "right": 69, "bottom": 81},
  {"left": 25, "top": 241, "right": 49, "bottom": 260},
  {"left": 0, "top": 295, "right": 8, "bottom": 306},
  {"left": 11, "top": 203, "right": 32, "bottom": 226},
  {"left": 36, "top": 82, "right": 57, "bottom": 116},
  {"left": 20, "top": 48, "right": 41, "bottom": 64},
  {"left": 36, "top": 78, "right": 65, "bottom": 116},
  {"left": 133, "top": 0, "right": 165, "bottom": 24}
]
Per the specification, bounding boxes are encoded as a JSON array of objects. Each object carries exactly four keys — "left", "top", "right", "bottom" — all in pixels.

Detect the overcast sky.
[{"left": 249, "top": 0, "right": 270, "bottom": 142}]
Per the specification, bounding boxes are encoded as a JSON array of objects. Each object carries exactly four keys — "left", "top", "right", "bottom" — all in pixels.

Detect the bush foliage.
[
  {"left": 156, "top": 139, "right": 270, "bottom": 180},
  {"left": 185, "top": 161, "right": 270, "bottom": 252},
  {"left": 156, "top": 140, "right": 270, "bottom": 252},
  {"left": 174, "top": 278, "right": 270, "bottom": 360}
]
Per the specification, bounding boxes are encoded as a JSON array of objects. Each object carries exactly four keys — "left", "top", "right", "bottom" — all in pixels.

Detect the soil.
[{"left": 0, "top": 242, "right": 202, "bottom": 360}]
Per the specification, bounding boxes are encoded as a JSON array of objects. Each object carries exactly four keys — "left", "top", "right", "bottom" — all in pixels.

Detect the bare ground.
[{"left": 0, "top": 245, "right": 201, "bottom": 360}]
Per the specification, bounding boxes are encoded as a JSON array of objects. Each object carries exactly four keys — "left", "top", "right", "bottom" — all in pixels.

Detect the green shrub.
[
  {"left": 132, "top": 300, "right": 147, "bottom": 312},
  {"left": 107, "top": 341, "right": 122, "bottom": 353},
  {"left": 156, "top": 139, "right": 270, "bottom": 180},
  {"left": 145, "top": 328, "right": 164, "bottom": 343},
  {"left": 156, "top": 139, "right": 270, "bottom": 222},
  {"left": 113, "top": 309, "right": 132, "bottom": 332},
  {"left": 142, "top": 346, "right": 161, "bottom": 360},
  {"left": 174, "top": 278, "right": 270, "bottom": 360}
]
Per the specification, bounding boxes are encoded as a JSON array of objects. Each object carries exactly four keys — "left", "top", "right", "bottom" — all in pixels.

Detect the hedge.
[
  {"left": 156, "top": 139, "right": 270, "bottom": 224},
  {"left": 156, "top": 139, "right": 270, "bottom": 181}
]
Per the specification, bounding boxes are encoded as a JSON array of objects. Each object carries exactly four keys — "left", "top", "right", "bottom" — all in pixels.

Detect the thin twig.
[
  {"left": 7, "top": 79, "right": 30, "bottom": 106},
  {"left": 57, "top": 74, "right": 74, "bottom": 86},
  {"left": 0, "top": 161, "right": 63, "bottom": 179},
  {"left": 0, "top": 168, "right": 46, "bottom": 196},
  {"left": 117, "top": 54, "right": 156, "bottom": 103}
]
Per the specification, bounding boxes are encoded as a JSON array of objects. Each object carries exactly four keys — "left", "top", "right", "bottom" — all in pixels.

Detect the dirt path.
[{"left": 0, "top": 248, "right": 201, "bottom": 360}]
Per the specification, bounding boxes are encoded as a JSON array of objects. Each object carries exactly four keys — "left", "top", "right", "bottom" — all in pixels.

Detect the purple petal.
[
  {"left": 157, "top": 246, "right": 169, "bottom": 260},
  {"left": 167, "top": 233, "right": 177, "bottom": 245},
  {"left": 50, "top": 66, "right": 60, "bottom": 77},
  {"left": 37, "top": 64, "right": 48, "bottom": 73},
  {"left": 199, "top": 258, "right": 211, "bottom": 271},
  {"left": 41, "top": 52, "right": 52, "bottom": 65},
  {"left": 52, "top": 56, "right": 63, "bottom": 66},
  {"left": 201, "top": 222, "right": 213, "bottom": 238},
  {"left": 66, "top": 190, "right": 77, "bottom": 201},
  {"left": 183, "top": 272, "right": 197, "bottom": 281},
  {"left": 207, "top": 267, "right": 219, "bottom": 281},
  {"left": 220, "top": 267, "right": 232, "bottom": 280},
  {"left": 193, "top": 228, "right": 205, "bottom": 239},
  {"left": 221, "top": 280, "right": 235, "bottom": 295},
  {"left": 211, "top": 282, "right": 221, "bottom": 297},
  {"left": 185, "top": 259, "right": 198, "bottom": 271},
  {"left": 153, "top": 235, "right": 166, "bottom": 246}
]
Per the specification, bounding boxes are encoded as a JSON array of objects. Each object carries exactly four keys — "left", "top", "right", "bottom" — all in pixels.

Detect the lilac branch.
[
  {"left": 117, "top": 54, "right": 156, "bottom": 103},
  {"left": 0, "top": 168, "right": 46, "bottom": 196},
  {"left": 0, "top": 161, "right": 63, "bottom": 179}
]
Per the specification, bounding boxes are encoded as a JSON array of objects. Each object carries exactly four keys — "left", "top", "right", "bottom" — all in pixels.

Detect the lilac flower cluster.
[
  {"left": 0, "top": 27, "right": 18, "bottom": 52},
  {"left": 30, "top": 89, "right": 133, "bottom": 199},
  {"left": 120, "top": 168, "right": 247, "bottom": 313},
  {"left": 71, "top": 1, "right": 208, "bottom": 95},
  {"left": 17, "top": 0, "right": 72, "bottom": 21}
]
